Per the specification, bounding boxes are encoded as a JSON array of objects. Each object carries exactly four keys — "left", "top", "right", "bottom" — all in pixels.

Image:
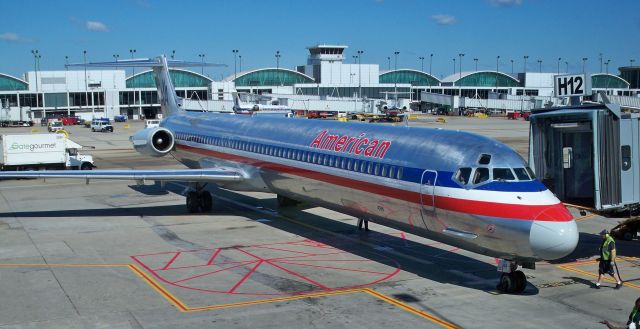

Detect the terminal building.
[{"left": 0, "top": 44, "right": 638, "bottom": 121}]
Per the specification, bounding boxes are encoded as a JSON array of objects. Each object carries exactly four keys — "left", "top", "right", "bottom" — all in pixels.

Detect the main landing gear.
[
  {"left": 496, "top": 260, "right": 528, "bottom": 294},
  {"left": 186, "top": 184, "right": 213, "bottom": 213}
]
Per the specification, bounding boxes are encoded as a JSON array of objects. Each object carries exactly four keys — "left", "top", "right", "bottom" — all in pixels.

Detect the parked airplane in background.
[
  {"left": 0, "top": 56, "right": 578, "bottom": 294},
  {"left": 232, "top": 91, "right": 292, "bottom": 114}
]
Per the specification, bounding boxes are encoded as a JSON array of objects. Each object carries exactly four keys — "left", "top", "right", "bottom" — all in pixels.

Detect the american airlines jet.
[{"left": 1, "top": 56, "right": 578, "bottom": 294}]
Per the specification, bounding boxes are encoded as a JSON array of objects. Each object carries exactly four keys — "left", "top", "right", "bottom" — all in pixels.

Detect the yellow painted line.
[
  {"left": 563, "top": 203, "right": 595, "bottom": 212},
  {"left": 127, "top": 264, "right": 189, "bottom": 312},
  {"left": 187, "top": 288, "right": 362, "bottom": 312},
  {"left": 0, "top": 263, "right": 130, "bottom": 267},
  {"left": 363, "top": 288, "right": 458, "bottom": 328},
  {"left": 575, "top": 213, "right": 596, "bottom": 222},
  {"left": 557, "top": 262, "right": 640, "bottom": 290},
  {"left": 0, "top": 263, "right": 459, "bottom": 327}
]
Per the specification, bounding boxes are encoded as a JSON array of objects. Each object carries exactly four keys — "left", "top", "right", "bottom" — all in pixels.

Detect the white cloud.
[
  {"left": 489, "top": 0, "right": 523, "bottom": 7},
  {"left": 431, "top": 14, "right": 457, "bottom": 26},
  {"left": 86, "top": 21, "right": 109, "bottom": 32},
  {"left": 0, "top": 32, "right": 32, "bottom": 43}
]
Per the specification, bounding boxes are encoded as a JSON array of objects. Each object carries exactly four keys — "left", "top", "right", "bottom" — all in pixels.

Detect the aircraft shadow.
[{"left": 548, "top": 232, "right": 640, "bottom": 264}]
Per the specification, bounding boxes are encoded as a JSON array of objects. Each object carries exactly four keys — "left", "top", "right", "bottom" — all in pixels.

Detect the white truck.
[{"left": 0, "top": 134, "right": 94, "bottom": 171}]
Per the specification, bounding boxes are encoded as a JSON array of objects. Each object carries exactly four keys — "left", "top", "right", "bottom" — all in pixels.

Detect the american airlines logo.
[{"left": 309, "top": 130, "right": 392, "bottom": 159}]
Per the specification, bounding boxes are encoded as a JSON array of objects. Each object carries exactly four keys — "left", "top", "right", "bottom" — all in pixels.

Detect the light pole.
[
  {"left": 510, "top": 59, "right": 514, "bottom": 74},
  {"left": 171, "top": 50, "right": 175, "bottom": 59},
  {"left": 275, "top": 51, "right": 281, "bottom": 86},
  {"left": 557, "top": 57, "right": 561, "bottom": 74},
  {"left": 605, "top": 59, "right": 611, "bottom": 74},
  {"left": 419, "top": 56, "right": 424, "bottom": 71},
  {"left": 198, "top": 54, "right": 205, "bottom": 75},
  {"left": 582, "top": 57, "right": 588, "bottom": 74},
  {"left": 429, "top": 53, "right": 433, "bottom": 76},
  {"left": 129, "top": 49, "right": 136, "bottom": 117},
  {"left": 83, "top": 50, "right": 89, "bottom": 113},
  {"left": 537, "top": 59, "right": 542, "bottom": 73},
  {"left": 474, "top": 58, "right": 478, "bottom": 71},
  {"left": 239, "top": 55, "right": 242, "bottom": 72},
  {"left": 631, "top": 59, "right": 635, "bottom": 67},
  {"left": 387, "top": 56, "right": 391, "bottom": 71},
  {"left": 65, "top": 55, "right": 69, "bottom": 71},
  {"left": 496, "top": 55, "right": 500, "bottom": 89},
  {"left": 599, "top": 53, "right": 603, "bottom": 73},
  {"left": 523, "top": 55, "right": 529, "bottom": 73},
  {"left": 353, "top": 55, "right": 357, "bottom": 64},
  {"left": 458, "top": 53, "right": 464, "bottom": 79},
  {"left": 357, "top": 50, "right": 364, "bottom": 99},
  {"left": 113, "top": 54, "right": 119, "bottom": 70},
  {"left": 452, "top": 58, "right": 456, "bottom": 75},
  {"left": 565, "top": 61, "right": 569, "bottom": 73},
  {"left": 232, "top": 49, "right": 239, "bottom": 80},
  {"left": 393, "top": 51, "right": 399, "bottom": 96},
  {"left": 31, "top": 50, "right": 41, "bottom": 111}
]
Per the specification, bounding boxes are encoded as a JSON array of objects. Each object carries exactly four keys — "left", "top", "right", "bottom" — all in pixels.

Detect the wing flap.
[{"left": 0, "top": 169, "right": 243, "bottom": 183}]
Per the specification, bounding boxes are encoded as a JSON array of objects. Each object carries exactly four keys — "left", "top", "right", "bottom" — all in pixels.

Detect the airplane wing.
[{"left": 0, "top": 168, "right": 244, "bottom": 183}]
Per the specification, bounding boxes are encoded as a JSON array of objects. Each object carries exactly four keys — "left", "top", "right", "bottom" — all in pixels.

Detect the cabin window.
[
  {"left": 340, "top": 158, "right": 346, "bottom": 169},
  {"left": 513, "top": 168, "right": 531, "bottom": 180},
  {"left": 347, "top": 159, "right": 353, "bottom": 171},
  {"left": 374, "top": 163, "right": 380, "bottom": 176},
  {"left": 381, "top": 165, "right": 388, "bottom": 177},
  {"left": 455, "top": 167, "right": 472, "bottom": 185},
  {"left": 323, "top": 155, "right": 329, "bottom": 166},
  {"left": 493, "top": 168, "right": 516, "bottom": 181},
  {"left": 367, "top": 162, "right": 373, "bottom": 174},
  {"left": 318, "top": 154, "right": 324, "bottom": 164},
  {"left": 388, "top": 166, "right": 396, "bottom": 178},
  {"left": 478, "top": 154, "right": 492, "bottom": 165},
  {"left": 472, "top": 168, "right": 490, "bottom": 184},
  {"left": 396, "top": 167, "right": 403, "bottom": 180}
]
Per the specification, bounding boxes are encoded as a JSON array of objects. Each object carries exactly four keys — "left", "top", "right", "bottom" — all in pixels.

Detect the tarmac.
[{"left": 0, "top": 117, "right": 638, "bottom": 329}]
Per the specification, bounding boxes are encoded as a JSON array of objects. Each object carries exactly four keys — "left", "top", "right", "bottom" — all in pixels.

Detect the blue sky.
[{"left": 1, "top": 0, "right": 639, "bottom": 80}]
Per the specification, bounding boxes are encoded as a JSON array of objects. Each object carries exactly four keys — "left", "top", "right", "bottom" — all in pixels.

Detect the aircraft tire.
[
  {"left": 497, "top": 273, "right": 515, "bottom": 293},
  {"left": 514, "top": 270, "right": 527, "bottom": 293},
  {"left": 186, "top": 192, "right": 200, "bottom": 213},
  {"left": 200, "top": 191, "right": 213, "bottom": 212}
]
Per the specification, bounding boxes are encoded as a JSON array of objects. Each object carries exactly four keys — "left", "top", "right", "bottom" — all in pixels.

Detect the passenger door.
[{"left": 419, "top": 170, "right": 438, "bottom": 230}]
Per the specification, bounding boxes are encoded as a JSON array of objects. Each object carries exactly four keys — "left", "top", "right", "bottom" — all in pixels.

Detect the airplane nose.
[{"left": 529, "top": 220, "right": 579, "bottom": 260}]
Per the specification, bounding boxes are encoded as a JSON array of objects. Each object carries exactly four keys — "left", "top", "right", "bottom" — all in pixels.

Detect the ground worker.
[
  {"left": 594, "top": 229, "right": 623, "bottom": 289},
  {"left": 357, "top": 218, "right": 369, "bottom": 231},
  {"left": 599, "top": 297, "right": 640, "bottom": 329}
]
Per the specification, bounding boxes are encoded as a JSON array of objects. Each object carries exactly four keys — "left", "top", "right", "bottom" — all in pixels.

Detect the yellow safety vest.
[{"left": 601, "top": 235, "right": 615, "bottom": 261}]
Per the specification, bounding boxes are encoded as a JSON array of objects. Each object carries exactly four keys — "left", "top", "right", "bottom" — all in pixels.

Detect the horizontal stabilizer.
[
  {"left": 0, "top": 169, "right": 243, "bottom": 183},
  {"left": 66, "top": 57, "right": 226, "bottom": 68}
]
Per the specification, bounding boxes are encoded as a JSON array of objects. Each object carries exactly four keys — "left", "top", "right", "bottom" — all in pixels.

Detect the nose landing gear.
[
  {"left": 186, "top": 184, "right": 213, "bottom": 213},
  {"left": 496, "top": 259, "right": 528, "bottom": 294}
]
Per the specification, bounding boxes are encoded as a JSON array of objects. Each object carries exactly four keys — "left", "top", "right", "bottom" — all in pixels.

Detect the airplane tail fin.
[
  {"left": 232, "top": 91, "right": 241, "bottom": 112},
  {"left": 67, "top": 56, "right": 226, "bottom": 118}
]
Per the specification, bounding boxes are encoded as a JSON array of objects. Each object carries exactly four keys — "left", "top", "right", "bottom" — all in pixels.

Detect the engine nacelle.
[{"left": 130, "top": 127, "right": 175, "bottom": 157}]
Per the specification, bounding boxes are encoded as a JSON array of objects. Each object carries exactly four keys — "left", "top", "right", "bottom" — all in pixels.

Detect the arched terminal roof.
[
  {"left": 0, "top": 73, "right": 28, "bottom": 91},
  {"left": 591, "top": 73, "right": 630, "bottom": 89},
  {"left": 229, "top": 68, "right": 315, "bottom": 86},
  {"left": 442, "top": 71, "right": 520, "bottom": 87},
  {"left": 379, "top": 69, "right": 440, "bottom": 85},
  {"left": 126, "top": 69, "right": 212, "bottom": 88}
]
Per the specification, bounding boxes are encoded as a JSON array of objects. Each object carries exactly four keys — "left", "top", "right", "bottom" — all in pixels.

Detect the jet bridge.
[{"left": 529, "top": 103, "right": 640, "bottom": 212}]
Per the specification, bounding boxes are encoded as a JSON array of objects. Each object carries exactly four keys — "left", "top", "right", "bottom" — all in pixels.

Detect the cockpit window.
[
  {"left": 472, "top": 168, "right": 490, "bottom": 184},
  {"left": 478, "top": 154, "right": 492, "bottom": 165},
  {"left": 526, "top": 167, "right": 536, "bottom": 179},
  {"left": 493, "top": 168, "right": 516, "bottom": 181},
  {"left": 513, "top": 168, "right": 531, "bottom": 180},
  {"left": 455, "top": 167, "right": 472, "bottom": 185}
]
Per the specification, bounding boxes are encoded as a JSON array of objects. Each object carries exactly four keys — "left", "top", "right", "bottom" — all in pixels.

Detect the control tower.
[{"left": 306, "top": 45, "right": 348, "bottom": 65}]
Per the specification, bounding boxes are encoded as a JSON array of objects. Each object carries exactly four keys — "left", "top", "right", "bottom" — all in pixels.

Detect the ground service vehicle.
[
  {"left": 47, "top": 120, "right": 64, "bottom": 132},
  {"left": 145, "top": 119, "right": 160, "bottom": 129},
  {"left": 91, "top": 120, "right": 114, "bottom": 132},
  {"left": 0, "top": 134, "right": 94, "bottom": 171}
]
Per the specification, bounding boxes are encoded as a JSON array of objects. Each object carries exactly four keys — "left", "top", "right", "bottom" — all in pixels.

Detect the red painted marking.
[
  {"left": 172, "top": 262, "right": 254, "bottom": 284},
  {"left": 227, "top": 261, "right": 263, "bottom": 293},
  {"left": 264, "top": 260, "right": 331, "bottom": 290},
  {"left": 162, "top": 252, "right": 181, "bottom": 270},
  {"left": 176, "top": 144, "right": 572, "bottom": 222},
  {"left": 277, "top": 260, "right": 394, "bottom": 276},
  {"left": 207, "top": 249, "right": 222, "bottom": 266},
  {"left": 252, "top": 245, "right": 319, "bottom": 256}
]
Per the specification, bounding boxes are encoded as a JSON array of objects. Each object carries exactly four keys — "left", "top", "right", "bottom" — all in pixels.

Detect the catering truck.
[{"left": 0, "top": 134, "right": 94, "bottom": 171}]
